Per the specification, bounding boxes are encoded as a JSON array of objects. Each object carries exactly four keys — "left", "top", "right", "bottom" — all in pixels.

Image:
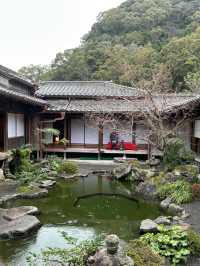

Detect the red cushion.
[
  {"left": 123, "top": 142, "right": 137, "bottom": 150},
  {"left": 106, "top": 142, "right": 137, "bottom": 150}
]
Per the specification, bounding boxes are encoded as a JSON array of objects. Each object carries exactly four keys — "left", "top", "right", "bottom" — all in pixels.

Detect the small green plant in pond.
[
  {"left": 187, "top": 230, "right": 200, "bottom": 255},
  {"left": 58, "top": 160, "right": 79, "bottom": 175},
  {"left": 141, "top": 225, "right": 190, "bottom": 266},
  {"left": 26, "top": 233, "right": 104, "bottom": 266},
  {"left": 126, "top": 239, "right": 165, "bottom": 266},
  {"left": 157, "top": 180, "right": 193, "bottom": 204}
]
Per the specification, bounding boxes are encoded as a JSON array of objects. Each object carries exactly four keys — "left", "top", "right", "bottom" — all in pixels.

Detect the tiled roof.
[
  {"left": 36, "top": 81, "right": 142, "bottom": 98},
  {"left": 0, "top": 85, "right": 46, "bottom": 106},
  {"left": 46, "top": 95, "right": 200, "bottom": 113},
  {"left": 0, "top": 65, "right": 34, "bottom": 87}
]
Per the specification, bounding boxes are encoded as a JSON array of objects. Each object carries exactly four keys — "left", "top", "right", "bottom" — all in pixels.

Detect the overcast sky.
[{"left": 0, "top": 0, "right": 124, "bottom": 71}]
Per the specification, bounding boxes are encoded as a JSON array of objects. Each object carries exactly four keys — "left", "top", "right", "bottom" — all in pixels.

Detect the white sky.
[{"left": 0, "top": 0, "right": 124, "bottom": 70}]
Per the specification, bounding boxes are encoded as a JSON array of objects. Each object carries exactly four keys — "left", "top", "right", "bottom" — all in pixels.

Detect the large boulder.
[
  {"left": 0, "top": 215, "right": 40, "bottom": 239},
  {"left": 112, "top": 163, "right": 132, "bottom": 180},
  {"left": 135, "top": 181, "right": 157, "bottom": 199},
  {"left": 140, "top": 219, "right": 158, "bottom": 233}
]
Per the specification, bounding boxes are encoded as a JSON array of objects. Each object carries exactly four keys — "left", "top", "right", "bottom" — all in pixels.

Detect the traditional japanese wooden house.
[
  {"left": 36, "top": 81, "right": 200, "bottom": 156},
  {"left": 0, "top": 65, "right": 46, "bottom": 152}
]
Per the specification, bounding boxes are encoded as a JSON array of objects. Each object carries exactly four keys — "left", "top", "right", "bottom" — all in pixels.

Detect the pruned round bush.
[
  {"left": 126, "top": 239, "right": 165, "bottom": 266},
  {"left": 58, "top": 161, "right": 79, "bottom": 175}
]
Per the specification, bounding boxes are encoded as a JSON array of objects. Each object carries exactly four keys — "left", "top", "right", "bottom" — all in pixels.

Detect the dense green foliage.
[
  {"left": 10, "top": 146, "right": 48, "bottom": 184},
  {"left": 19, "top": 0, "right": 200, "bottom": 92},
  {"left": 157, "top": 180, "right": 193, "bottom": 204},
  {"left": 126, "top": 239, "right": 165, "bottom": 266},
  {"left": 141, "top": 225, "right": 190, "bottom": 266},
  {"left": 187, "top": 230, "right": 200, "bottom": 255},
  {"left": 58, "top": 160, "right": 79, "bottom": 175},
  {"left": 163, "top": 138, "right": 195, "bottom": 170},
  {"left": 27, "top": 233, "right": 103, "bottom": 266}
]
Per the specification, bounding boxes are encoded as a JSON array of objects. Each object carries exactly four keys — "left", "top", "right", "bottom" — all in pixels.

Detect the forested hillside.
[{"left": 19, "top": 0, "right": 200, "bottom": 92}]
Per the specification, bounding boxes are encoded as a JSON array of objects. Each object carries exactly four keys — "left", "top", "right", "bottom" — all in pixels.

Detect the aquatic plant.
[
  {"left": 26, "top": 233, "right": 104, "bottom": 266},
  {"left": 141, "top": 225, "right": 190, "bottom": 266}
]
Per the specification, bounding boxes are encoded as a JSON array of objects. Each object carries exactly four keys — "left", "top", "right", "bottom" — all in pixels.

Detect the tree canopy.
[{"left": 19, "top": 0, "right": 200, "bottom": 92}]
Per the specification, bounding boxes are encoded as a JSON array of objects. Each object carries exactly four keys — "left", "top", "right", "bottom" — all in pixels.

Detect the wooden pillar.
[
  {"left": 4, "top": 113, "right": 8, "bottom": 152},
  {"left": 98, "top": 124, "right": 103, "bottom": 159}
]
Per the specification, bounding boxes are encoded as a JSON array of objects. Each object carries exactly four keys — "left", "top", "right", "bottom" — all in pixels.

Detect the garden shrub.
[
  {"left": 192, "top": 183, "right": 200, "bottom": 199},
  {"left": 126, "top": 239, "right": 165, "bottom": 266},
  {"left": 151, "top": 171, "right": 166, "bottom": 186},
  {"left": 163, "top": 138, "right": 195, "bottom": 170},
  {"left": 174, "top": 165, "right": 199, "bottom": 180},
  {"left": 141, "top": 225, "right": 190, "bottom": 266},
  {"left": 58, "top": 160, "right": 79, "bottom": 175},
  {"left": 157, "top": 180, "right": 193, "bottom": 204},
  {"left": 187, "top": 230, "right": 200, "bottom": 255},
  {"left": 47, "top": 155, "right": 63, "bottom": 172}
]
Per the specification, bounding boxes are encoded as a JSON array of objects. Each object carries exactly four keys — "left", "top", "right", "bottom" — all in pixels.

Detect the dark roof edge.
[{"left": 0, "top": 65, "right": 35, "bottom": 88}]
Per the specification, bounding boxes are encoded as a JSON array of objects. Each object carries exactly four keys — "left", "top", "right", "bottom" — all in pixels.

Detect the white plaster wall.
[
  {"left": 71, "top": 118, "right": 84, "bottom": 144},
  {"left": 103, "top": 127, "right": 111, "bottom": 144},
  {"left": 85, "top": 123, "right": 98, "bottom": 144}
]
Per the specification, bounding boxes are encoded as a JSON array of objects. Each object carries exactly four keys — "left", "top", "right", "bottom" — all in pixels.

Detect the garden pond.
[{"left": 0, "top": 174, "right": 162, "bottom": 265}]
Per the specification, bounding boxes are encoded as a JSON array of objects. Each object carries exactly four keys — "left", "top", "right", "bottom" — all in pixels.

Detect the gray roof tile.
[
  {"left": 47, "top": 95, "right": 200, "bottom": 113},
  {"left": 36, "top": 81, "right": 142, "bottom": 98},
  {"left": 0, "top": 85, "right": 46, "bottom": 106}
]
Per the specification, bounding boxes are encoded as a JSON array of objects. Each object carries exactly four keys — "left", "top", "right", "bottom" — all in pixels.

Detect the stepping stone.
[
  {"left": 0, "top": 215, "right": 41, "bottom": 239},
  {"left": 2, "top": 206, "right": 39, "bottom": 221}
]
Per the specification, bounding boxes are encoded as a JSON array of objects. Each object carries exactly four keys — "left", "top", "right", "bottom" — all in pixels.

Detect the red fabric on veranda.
[{"left": 105, "top": 142, "right": 137, "bottom": 150}]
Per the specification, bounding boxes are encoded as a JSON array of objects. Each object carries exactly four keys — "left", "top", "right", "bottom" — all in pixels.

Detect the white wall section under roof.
[{"left": 71, "top": 118, "right": 84, "bottom": 144}]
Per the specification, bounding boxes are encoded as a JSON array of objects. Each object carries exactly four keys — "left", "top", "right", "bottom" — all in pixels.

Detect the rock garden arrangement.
[{"left": 1, "top": 138, "right": 200, "bottom": 265}]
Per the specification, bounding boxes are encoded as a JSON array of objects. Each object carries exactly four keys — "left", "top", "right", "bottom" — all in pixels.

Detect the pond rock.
[
  {"left": 39, "top": 180, "right": 56, "bottom": 189},
  {"left": 2, "top": 206, "right": 39, "bottom": 221},
  {"left": 20, "top": 188, "right": 48, "bottom": 199},
  {"left": 160, "top": 197, "right": 172, "bottom": 209},
  {"left": 168, "top": 203, "right": 183, "bottom": 214},
  {"left": 135, "top": 181, "right": 157, "bottom": 199},
  {"left": 140, "top": 219, "right": 158, "bottom": 233},
  {"left": 154, "top": 216, "right": 171, "bottom": 225},
  {"left": 0, "top": 215, "right": 40, "bottom": 239},
  {"left": 87, "top": 234, "right": 134, "bottom": 266},
  {"left": 112, "top": 163, "right": 132, "bottom": 180}
]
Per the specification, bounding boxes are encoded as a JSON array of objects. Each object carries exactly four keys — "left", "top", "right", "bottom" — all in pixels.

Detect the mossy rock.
[
  {"left": 151, "top": 171, "right": 166, "bottom": 186},
  {"left": 17, "top": 185, "right": 34, "bottom": 194},
  {"left": 126, "top": 239, "right": 165, "bottom": 266},
  {"left": 174, "top": 165, "right": 199, "bottom": 178}
]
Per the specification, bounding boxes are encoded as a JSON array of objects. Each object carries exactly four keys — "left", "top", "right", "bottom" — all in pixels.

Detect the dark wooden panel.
[{"left": 8, "top": 137, "right": 25, "bottom": 150}]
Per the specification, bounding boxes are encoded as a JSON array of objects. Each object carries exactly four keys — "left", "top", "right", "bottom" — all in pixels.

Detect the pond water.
[{"left": 0, "top": 174, "right": 162, "bottom": 265}]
